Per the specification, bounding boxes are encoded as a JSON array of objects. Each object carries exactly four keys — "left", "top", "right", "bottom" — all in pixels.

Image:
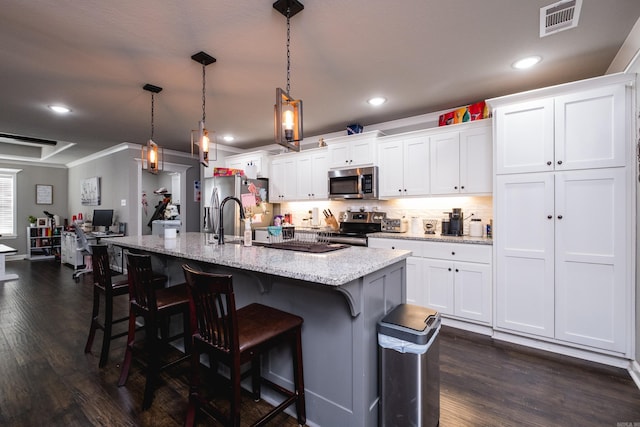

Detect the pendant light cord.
[
  {"left": 150, "top": 93, "right": 155, "bottom": 140},
  {"left": 286, "top": 8, "right": 291, "bottom": 95},
  {"left": 201, "top": 62, "right": 207, "bottom": 123}
]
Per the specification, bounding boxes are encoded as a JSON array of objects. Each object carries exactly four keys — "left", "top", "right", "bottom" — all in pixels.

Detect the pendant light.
[
  {"left": 141, "top": 83, "right": 163, "bottom": 174},
  {"left": 273, "top": 0, "right": 304, "bottom": 151},
  {"left": 190, "top": 51, "right": 217, "bottom": 167}
]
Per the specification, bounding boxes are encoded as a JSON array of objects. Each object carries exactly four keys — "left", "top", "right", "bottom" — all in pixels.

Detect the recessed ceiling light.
[
  {"left": 367, "top": 97, "right": 387, "bottom": 106},
  {"left": 512, "top": 56, "right": 542, "bottom": 70},
  {"left": 48, "top": 105, "right": 71, "bottom": 114},
  {"left": 222, "top": 135, "right": 234, "bottom": 142}
]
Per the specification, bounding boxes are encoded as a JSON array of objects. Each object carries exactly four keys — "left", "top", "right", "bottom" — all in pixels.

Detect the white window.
[{"left": 0, "top": 169, "right": 21, "bottom": 237}]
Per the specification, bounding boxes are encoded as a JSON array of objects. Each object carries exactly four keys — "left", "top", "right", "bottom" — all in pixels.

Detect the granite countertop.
[
  {"left": 102, "top": 232, "right": 410, "bottom": 287},
  {"left": 369, "top": 232, "right": 493, "bottom": 245}
]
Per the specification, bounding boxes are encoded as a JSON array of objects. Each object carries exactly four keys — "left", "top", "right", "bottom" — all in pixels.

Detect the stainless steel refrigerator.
[{"left": 205, "top": 176, "right": 272, "bottom": 238}]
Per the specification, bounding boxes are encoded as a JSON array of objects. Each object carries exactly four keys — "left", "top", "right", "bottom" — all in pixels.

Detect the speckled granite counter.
[
  {"left": 369, "top": 231, "right": 493, "bottom": 245},
  {"left": 103, "top": 232, "right": 409, "bottom": 286},
  {"left": 102, "top": 231, "right": 406, "bottom": 426}
]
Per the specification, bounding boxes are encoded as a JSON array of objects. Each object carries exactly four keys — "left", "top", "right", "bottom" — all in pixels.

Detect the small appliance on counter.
[
  {"left": 381, "top": 218, "right": 408, "bottom": 233},
  {"left": 441, "top": 208, "right": 464, "bottom": 236},
  {"left": 423, "top": 219, "right": 438, "bottom": 234}
]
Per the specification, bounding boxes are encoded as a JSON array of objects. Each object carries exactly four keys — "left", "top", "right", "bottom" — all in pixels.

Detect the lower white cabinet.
[{"left": 368, "top": 238, "right": 492, "bottom": 325}]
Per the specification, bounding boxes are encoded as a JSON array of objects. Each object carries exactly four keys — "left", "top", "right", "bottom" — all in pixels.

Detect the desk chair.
[
  {"left": 72, "top": 226, "right": 93, "bottom": 281},
  {"left": 118, "top": 252, "right": 191, "bottom": 410},
  {"left": 181, "top": 265, "right": 306, "bottom": 427}
]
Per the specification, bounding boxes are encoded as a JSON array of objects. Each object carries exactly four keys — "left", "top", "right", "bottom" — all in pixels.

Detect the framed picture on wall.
[
  {"left": 80, "top": 176, "right": 101, "bottom": 206},
  {"left": 35, "top": 184, "right": 53, "bottom": 205}
]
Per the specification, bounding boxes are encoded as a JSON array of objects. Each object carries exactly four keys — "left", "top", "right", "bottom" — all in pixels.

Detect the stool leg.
[
  {"left": 251, "top": 357, "right": 261, "bottom": 402},
  {"left": 142, "top": 318, "right": 159, "bottom": 410},
  {"left": 184, "top": 344, "right": 200, "bottom": 427},
  {"left": 118, "top": 307, "right": 137, "bottom": 387},
  {"left": 292, "top": 328, "right": 306, "bottom": 426},
  {"left": 84, "top": 286, "right": 100, "bottom": 354},
  {"left": 99, "top": 290, "right": 114, "bottom": 367}
]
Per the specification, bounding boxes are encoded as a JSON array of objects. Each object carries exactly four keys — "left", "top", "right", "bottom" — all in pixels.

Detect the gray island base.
[{"left": 104, "top": 233, "right": 410, "bottom": 427}]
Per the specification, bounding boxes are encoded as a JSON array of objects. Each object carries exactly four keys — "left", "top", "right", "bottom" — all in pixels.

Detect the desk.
[{"left": 0, "top": 244, "right": 18, "bottom": 282}]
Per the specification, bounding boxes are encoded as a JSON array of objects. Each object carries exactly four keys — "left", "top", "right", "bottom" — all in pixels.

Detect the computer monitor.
[{"left": 92, "top": 209, "right": 113, "bottom": 228}]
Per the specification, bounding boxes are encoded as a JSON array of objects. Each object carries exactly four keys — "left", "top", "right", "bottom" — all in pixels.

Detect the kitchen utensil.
[{"left": 423, "top": 219, "right": 437, "bottom": 234}]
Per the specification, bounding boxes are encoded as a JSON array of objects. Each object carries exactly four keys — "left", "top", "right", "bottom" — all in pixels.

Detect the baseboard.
[
  {"left": 630, "top": 359, "right": 640, "bottom": 391},
  {"left": 441, "top": 317, "right": 493, "bottom": 336},
  {"left": 492, "top": 330, "right": 631, "bottom": 369},
  {"left": 7, "top": 254, "right": 26, "bottom": 261}
]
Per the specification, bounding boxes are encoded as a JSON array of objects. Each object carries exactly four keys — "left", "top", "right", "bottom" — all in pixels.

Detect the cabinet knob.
[
  {"left": 547, "top": 215, "right": 553, "bottom": 219},
  {"left": 404, "top": 189, "right": 407, "bottom": 192},
  {"left": 448, "top": 268, "right": 452, "bottom": 271},
  {"left": 557, "top": 215, "right": 563, "bottom": 219},
  {"left": 451, "top": 251, "right": 455, "bottom": 255},
  {"left": 391, "top": 246, "right": 395, "bottom": 250},
  {"left": 454, "top": 186, "right": 458, "bottom": 190},
  {"left": 398, "top": 189, "right": 402, "bottom": 193},
  {"left": 547, "top": 161, "right": 552, "bottom": 166},
  {"left": 455, "top": 269, "right": 459, "bottom": 273},
  {"left": 557, "top": 160, "right": 563, "bottom": 165},
  {"left": 461, "top": 186, "right": 464, "bottom": 189}
]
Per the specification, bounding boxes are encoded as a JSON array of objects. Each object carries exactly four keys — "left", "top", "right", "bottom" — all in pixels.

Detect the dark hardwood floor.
[{"left": 1, "top": 259, "right": 639, "bottom": 426}]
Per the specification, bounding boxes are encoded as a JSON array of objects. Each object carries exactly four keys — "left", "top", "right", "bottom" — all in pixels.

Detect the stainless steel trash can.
[{"left": 378, "top": 304, "right": 441, "bottom": 427}]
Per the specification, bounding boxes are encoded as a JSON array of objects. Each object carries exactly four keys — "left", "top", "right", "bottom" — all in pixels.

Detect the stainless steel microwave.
[{"left": 328, "top": 166, "right": 378, "bottom": 200}]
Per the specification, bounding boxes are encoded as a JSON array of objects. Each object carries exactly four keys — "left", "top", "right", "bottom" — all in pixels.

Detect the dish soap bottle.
[{"left": 243, "top": 219, "right": 252, "bottom": 247}]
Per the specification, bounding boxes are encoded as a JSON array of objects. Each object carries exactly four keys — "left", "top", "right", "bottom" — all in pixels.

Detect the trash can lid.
[{"left": 377, "top": 304, "right": 440, "bottom": 345}]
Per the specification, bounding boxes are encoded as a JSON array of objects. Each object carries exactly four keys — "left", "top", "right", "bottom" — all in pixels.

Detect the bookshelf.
[{"left": 26, "top": 226, "right": 62, "bottom": 260}]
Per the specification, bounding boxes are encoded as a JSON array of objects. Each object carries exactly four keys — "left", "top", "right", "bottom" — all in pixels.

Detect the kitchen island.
[{"left": 103, "top": 232, "right": 410, "bottom": 427}]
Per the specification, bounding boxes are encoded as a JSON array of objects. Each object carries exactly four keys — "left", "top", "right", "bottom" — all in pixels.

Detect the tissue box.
[{"left": 347, "top": 123, "right": 363, "bottom": 135}]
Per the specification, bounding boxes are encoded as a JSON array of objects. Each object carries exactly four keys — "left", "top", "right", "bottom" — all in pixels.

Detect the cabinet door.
[
  {"left": 495, "top": 98, "right": 554, "bottom": 174},
  {"left": 423, "top": 258, "right": 454, "bottom": 315},
  {"left": 405, "top": 257, "right": 424, "bottom": 306},
  {"left": 403, "top": 136, "right": 430, "bottom": 196},
  {"left": 296, "top": 154, "right": 313, "bottom": 199},
  {"left": 328, "top": 142, "right": 351, "bottom": 168},
  {"left": 495, "top": 173, "right": 555, "bottom": 337},
  {"left": 270, "top": 159, "right": 287, "bottom": 201},
  {"left": 554, "top": 168, "right": 627, "bottom": 352},
  {"left": 429, "top": 131, "right": 460, "bottom": 194},
  {"left": 377, "top": 140, "right": 405, "bottom": 197},
  {"left": 555, "top": 85, "right": 627, "bottom": 170},
  {"left": 350, "top": 139, "right": 376, "bottom": 166},
  {"left": 460, "top": 126, "right": 492, "bottom": 194},
  {"left": 310, "top": 151, "right": 329, "bottom": 199},
  {"left": 453, "top": 261, "right": 491, "bottom": 323}
]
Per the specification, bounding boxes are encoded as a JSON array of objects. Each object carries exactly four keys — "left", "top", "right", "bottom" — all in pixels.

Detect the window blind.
[{"left": 0, "top": 170, "right": 18, "bottom": 236}]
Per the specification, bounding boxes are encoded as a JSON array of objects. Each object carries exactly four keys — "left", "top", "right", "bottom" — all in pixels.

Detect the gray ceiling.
[{"left": 1, "top": 0, "right": 639, "bottom": 166}]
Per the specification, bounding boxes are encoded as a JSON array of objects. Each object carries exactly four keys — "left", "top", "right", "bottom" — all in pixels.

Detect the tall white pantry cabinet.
[{"left": 489, "top": 73, "right": 635, "bottom": 358}]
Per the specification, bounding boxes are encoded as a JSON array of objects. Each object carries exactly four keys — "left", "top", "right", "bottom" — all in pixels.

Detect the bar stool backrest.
[
  {"left": 126, "top": 252, "right": 159, "bottom": 315},
  {"left": 90, "top": 244, "right": 112, "bottom": 291},
  {"left": 182, "top": 265, "right": 237, "bottom": 357}
]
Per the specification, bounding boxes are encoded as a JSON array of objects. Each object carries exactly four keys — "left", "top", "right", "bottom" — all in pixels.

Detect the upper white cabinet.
[
  {"left": 326, "top": 131, "right": 383, "bottom": 168},
  {"left": 429, "top": 123, "right": 492, "bottom": 195},
  {"left": 270, "top": 155, "right": 297, "bottom": 202},
  {"left": 225, "top": 150, "right": 272, "bottom": 178},
  {"left": 296, "top": 148, "right": 329, "bottom": 200},
  {"left": 378, "top": 135, "right": 430, "bottom": 197},
  {"left": 495, "top": 84, "right": 627, "bottom": 174}
]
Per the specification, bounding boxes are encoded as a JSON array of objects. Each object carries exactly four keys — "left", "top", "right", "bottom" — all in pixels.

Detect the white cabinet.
[
  {"left": 326, "top": 131, "right": 382, "bottom": 168},
  {"left": 496, "top": 167, "right": 628, "bottom": 352},
  {"left": 270, "top": 155, "right": 297, "bottom": 201},
  {"left": 225, "top": 150, "right": 271, "bottom": 178},
  {"left": 492, "top": 75, "right": 633, "bottom": 356},
  {"left": 368, "top": 238, "right": 492, "bottom": 325},
  {"left": 296, "top": 149, "right": 329, "bottom": 200},
  {"left": 495, "top": 84, "right": 626, "bottom": 174},
  {"left": 26, "top": 226, "right": 62, "bottom": 260},
  {"left": 61, "top": 230, "right": 84, "bottom": 269},
  {"left": 378, "top": 135, "right": 430, "bottom": 197},
  {"left": 430, "top": 124, "right": 492, "bottom": 195}
]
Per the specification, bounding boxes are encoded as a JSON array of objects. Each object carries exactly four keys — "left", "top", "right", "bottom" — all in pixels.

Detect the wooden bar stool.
[
  {"left": 118, "top": 252, "right": 191, "bottom": 410},
  {"left": 84, "top": 244, "right": 132, "bottom": 367},
  {"left": 182, "top": 264, "right": 306, "bottom": 427}
]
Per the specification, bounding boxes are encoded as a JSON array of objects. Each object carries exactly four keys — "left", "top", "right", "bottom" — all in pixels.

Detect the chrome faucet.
[{"left": 218, "top": 196, "right": 245, "bottom": 245}]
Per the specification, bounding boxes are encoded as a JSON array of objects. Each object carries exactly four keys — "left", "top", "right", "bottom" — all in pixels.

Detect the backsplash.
[{"left": 278, "top": 196, "right": 493, "bottom": 236}]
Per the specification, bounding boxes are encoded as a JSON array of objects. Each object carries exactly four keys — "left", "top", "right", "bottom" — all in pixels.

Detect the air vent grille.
[{"left": 540, "top": 0, "right": 582, "bottom": 37}]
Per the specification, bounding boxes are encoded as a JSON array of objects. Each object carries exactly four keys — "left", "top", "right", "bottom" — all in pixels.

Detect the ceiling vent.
[{"left": 540, "top": 0, "right": 582, "bottom": 37}]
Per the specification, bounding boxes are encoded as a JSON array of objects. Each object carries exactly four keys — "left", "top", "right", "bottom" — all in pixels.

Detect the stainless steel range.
[{"left": 326, "top": 211, "right": 387, "bottom": 246}]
